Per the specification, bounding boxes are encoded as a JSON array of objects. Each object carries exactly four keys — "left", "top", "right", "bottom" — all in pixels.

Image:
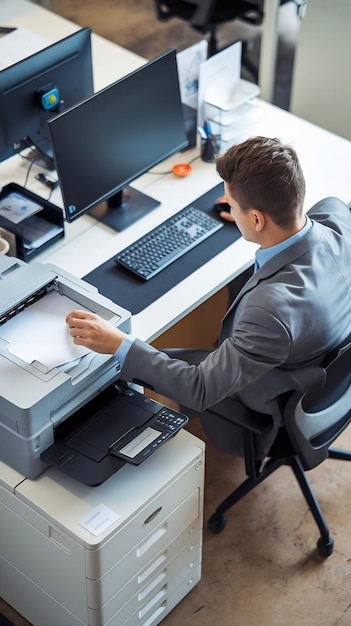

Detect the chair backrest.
[
  {"left": 283, "top": 334, "right": 351, "bottom": 470},
  {"left": 152, "top": 0, "right": 262, "bottom": 32}
]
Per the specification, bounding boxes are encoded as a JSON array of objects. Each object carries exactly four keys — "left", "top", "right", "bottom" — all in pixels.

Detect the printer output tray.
[{"left": 41, "top": 382, "right": 188, "bottom": 486}]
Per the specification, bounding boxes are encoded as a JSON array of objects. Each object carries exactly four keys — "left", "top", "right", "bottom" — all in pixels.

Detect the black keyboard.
[{"left": 114, "top": 206, "right": 223, "bottom": 280}]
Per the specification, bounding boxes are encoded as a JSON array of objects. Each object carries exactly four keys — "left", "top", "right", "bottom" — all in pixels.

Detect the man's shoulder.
[{"left": 308, "top": 196, "right": 350, "bottom": 223}]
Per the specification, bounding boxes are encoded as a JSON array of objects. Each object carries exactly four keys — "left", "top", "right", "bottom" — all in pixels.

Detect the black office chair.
[
  {"left": 207, "top": 333, "right": 351, "bottom": 558},
  {"left": 152, "top": 0, "right": 264, "bottom": 80}
]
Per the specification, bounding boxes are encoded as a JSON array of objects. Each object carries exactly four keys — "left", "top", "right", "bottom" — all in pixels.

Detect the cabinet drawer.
[
  {"left": 122, "top": 564, "right": 202, "bottom": 626},
  {"left": 85, "top": 454, "right": 204, "bottom": 579},
  {"left": 87, "top": 488, "right": 201, "bottom": 609},
  {"left": 0, "top": 498, "right": 87, "bottom": 622},
  {"left": 89, "top": 532, "right": 202, "bottom": 626}
]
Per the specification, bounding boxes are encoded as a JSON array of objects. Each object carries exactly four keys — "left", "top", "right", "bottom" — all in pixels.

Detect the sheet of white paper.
[
  {"left": 79, "top": 504, "right": 121, "bottom": 536},
  {"left": 0, "top": 191, "right": 43, "bottom": 225},
  {"left": 0, "top": 291, "right": 90, "bottom": 368},
  {"left": 0, "top": 27, "right": 50, "bottom": 70},
  {"left": 176, "top": 40, "right": 208, "bottom": 109},
  {"left": 197, "top": 41, "right": 242, "bottom": 127}
]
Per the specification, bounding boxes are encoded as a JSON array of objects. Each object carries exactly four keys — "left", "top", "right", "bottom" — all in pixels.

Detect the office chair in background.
[
  {"left": 207, "top": 333, "right": 351, "bottom": 558},
  {"left": 152, "top": 0, "right": 264, "bottom": 81}
]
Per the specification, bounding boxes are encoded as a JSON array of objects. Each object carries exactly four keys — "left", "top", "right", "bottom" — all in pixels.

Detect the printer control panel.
[{"left": 109, "top": 408, "right": 188, "bottom": 465}]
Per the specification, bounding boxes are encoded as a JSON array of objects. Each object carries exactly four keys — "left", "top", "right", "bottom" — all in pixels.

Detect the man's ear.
[{"left": 250, "top": 209, "right": 265, "bottom": 231}]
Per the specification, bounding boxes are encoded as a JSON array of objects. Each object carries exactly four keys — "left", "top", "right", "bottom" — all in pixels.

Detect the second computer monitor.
[
  {"left": 48, "top": 48, "right": 188, "bottom": 231},
  {"left": 0, "top": 27, "right": 93, "bottom": 169}
]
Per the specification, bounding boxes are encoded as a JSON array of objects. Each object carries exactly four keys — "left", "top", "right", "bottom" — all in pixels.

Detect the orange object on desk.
[{"left": 172, "top": 163, "right": 192, "bottom": 177}]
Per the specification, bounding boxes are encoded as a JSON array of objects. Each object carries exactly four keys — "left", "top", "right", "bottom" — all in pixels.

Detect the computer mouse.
[{"left": 213, "top": 201, "right": 231, "bottom": 214}]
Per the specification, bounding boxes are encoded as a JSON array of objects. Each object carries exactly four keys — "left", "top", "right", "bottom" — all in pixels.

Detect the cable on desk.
[
  {"left": 148, "top": 155, "right": 201, "bottom": 175},
  {"left": 19, "top": 149, "right": 59, "bottom": 200},
  {"left": 20, "top": 153, "right": 38, "bottom": 189}
]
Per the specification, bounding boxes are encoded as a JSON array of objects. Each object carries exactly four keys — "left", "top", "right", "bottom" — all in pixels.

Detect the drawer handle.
[
  {"left": 138, "top": 552, "right": 167, "bottom": 584},
  {"left": 137, "top": 524, "right": 167, "bottom": 557},
  {"left": 139, "top": 585, "right": 167, "bottom": 619},
  {"left": 144, "top": 506, "right": 162, "bottom": 525}
]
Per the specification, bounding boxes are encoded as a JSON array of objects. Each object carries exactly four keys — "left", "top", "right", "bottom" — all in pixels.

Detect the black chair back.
[{"left": 283, "top": 335, "right": 351, "bottom": 470}]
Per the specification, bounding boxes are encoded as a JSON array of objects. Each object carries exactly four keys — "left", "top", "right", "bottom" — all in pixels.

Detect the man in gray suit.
[{"left": 66, "top": 136, "right": 351, "bottom": 458}]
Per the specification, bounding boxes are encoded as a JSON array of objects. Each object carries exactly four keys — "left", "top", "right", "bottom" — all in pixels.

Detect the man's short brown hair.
[{"left": 216, "top": 136, "right": 306, "bottom": 228}]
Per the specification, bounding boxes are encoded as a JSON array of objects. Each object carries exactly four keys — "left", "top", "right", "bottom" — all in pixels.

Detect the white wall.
[{"left": 290, "top": 0, "right": 351, "bottom": 140}]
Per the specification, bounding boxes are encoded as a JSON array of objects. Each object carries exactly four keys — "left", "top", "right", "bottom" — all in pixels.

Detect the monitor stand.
[
  {"left": 88, "top": 187, "right": 160, "bottom": 232},
  {"left": 25, "top": 136, "right": 56, "bottom": 171}
]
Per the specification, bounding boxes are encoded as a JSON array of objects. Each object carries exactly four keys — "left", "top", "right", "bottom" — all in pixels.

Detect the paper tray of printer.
[{"left": 41, "top": 382, "right": 189, "bottom": 487}]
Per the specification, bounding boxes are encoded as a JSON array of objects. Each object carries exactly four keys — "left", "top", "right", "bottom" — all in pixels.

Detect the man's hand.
[
  {"left": 66, "top": 310, "right": 126, "bottom": 354},
  {"left": 219, "top": 209, "right": 235, "bottom": 223},
  {"left": 215, "top": 195, "right": 235, "bottom": 223}
]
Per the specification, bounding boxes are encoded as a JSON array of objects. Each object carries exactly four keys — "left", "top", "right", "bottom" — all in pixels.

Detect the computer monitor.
[
  {"left": 47, "top": 48, "right": 189, "bottom": 232},
  {"left": 0, "top": 27, "right": 93, "bottom": 169}
]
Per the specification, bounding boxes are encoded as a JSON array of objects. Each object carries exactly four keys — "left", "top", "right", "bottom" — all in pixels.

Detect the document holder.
[{"left": 0, "top": 182, "right": 64, "bottom": 261}]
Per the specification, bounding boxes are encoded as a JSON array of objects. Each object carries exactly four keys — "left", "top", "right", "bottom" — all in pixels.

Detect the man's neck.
[{"left": 260, "top": 214, "right": 307, "bottom": 249}]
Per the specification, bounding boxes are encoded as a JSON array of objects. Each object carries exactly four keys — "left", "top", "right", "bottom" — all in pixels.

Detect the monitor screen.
[
  {"left": 47, "top": 48, "right": 188, "bottom": 231},
  {"left": 0, "top": 27, "right": 93, "bottom": 169}
]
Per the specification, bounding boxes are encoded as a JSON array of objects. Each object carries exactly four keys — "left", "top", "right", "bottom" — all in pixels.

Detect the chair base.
[{"left": 207, "top": 449, "right": 351, "bottom": 557}]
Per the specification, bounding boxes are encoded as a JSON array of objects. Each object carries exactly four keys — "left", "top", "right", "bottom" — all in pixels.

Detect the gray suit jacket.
[{"left": 121, "top": 197, "right": 351, "bottom": 456}]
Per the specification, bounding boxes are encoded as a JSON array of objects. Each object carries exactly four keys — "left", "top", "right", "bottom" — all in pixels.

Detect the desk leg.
[{"left": 259, "top": 0, "right": 280, "bottom": 102}]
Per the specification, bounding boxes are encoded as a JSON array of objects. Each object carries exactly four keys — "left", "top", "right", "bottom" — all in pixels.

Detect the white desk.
[{"left": 1, "top": 3, "right": 351, "bottom": 345}]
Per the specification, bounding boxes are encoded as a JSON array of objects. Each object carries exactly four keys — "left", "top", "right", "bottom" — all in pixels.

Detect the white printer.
[{"left": 0, "top": 255, "right": 188, "bottom": 486}]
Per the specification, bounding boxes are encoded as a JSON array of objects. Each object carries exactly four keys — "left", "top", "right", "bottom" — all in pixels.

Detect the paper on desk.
[
  {"left": 197, "top": 41, "right": 258, "bottom": 125},
  {"left": 0, "top": 191, "right": 43, "bottom": 224},
  {"left": 176, "top": 40, "right": 208, "bottom": 109},
  {"left": 0, "top": 27, "right": 50, "bottom": 70},
  {"left": 0, "top": 291, "right": 91, "bottom": 369}
]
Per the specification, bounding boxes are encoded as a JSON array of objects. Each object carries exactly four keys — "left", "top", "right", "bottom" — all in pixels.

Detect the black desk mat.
[{"left": 84, "top": 183, "right": 241, "bottom": 314}]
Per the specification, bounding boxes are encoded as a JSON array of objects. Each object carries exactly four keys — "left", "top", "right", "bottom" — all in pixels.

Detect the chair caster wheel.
[
  {"left": 208, "top": 512, "right": 227, "bottom": 533},
  {"left": 317, "top": 536, "right": 334, "bottom": 557}
]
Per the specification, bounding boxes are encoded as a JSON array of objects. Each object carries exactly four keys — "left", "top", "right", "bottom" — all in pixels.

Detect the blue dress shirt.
[{"left": 254, "top": 215, "right": 312, "bottom": 271}]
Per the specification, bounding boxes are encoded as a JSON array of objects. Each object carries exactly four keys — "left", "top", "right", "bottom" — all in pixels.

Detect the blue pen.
[{"left": 203, "top": 121, "right": 212, "bottom": 137}]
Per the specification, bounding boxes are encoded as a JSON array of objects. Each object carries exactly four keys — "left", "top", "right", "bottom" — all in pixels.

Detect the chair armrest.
[{"left": 209, "top": 397, "right": 272, "bottom": 436}]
